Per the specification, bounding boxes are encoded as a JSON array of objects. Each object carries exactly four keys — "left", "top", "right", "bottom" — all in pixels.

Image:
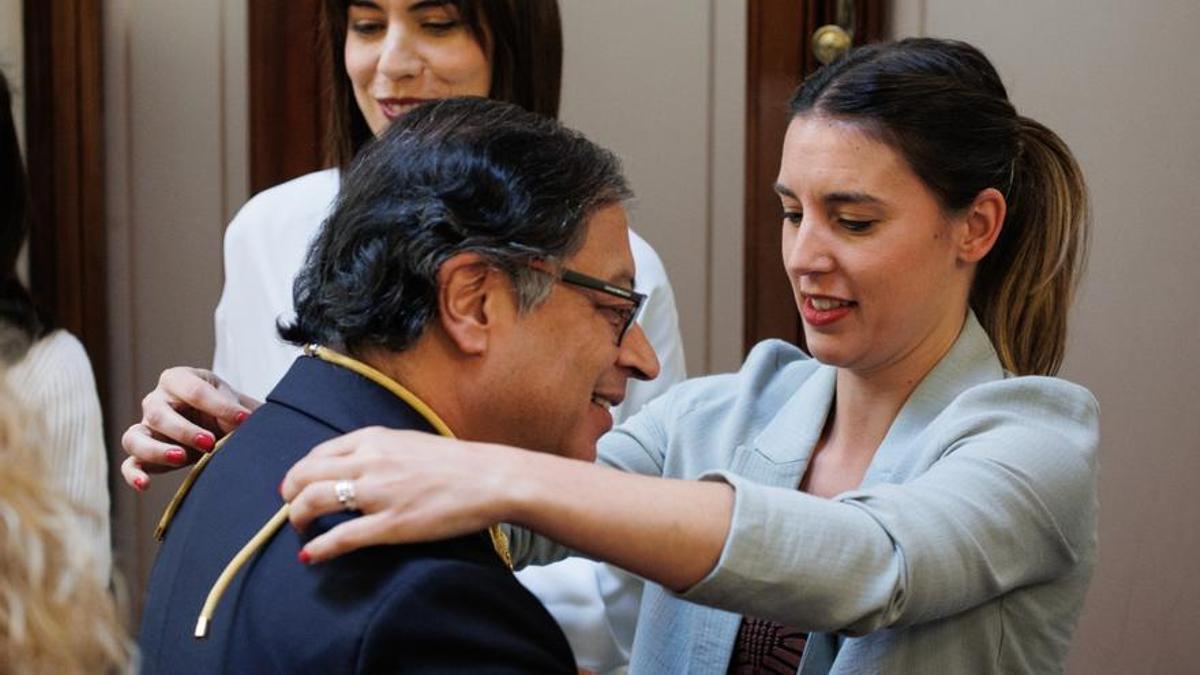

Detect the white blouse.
[{"left": 212, "top": 168, "right": 687, "bottom": 669}]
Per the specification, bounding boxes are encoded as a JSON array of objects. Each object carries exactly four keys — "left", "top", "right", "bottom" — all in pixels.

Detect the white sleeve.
[
  {"left": 517, "top": 229, "right": 685, "bottom": 671},
  {"left": 11, "top": 332, "right": 112, "bottom": 583},
  {"left": 213, "top": 204, "right": 248, "bottom": 384},
  {"left": 612, "top": 228, "right": 686, "bottom": 424},
  {"left": 212, "top": 203, "right": 256, "bottom": 392}
]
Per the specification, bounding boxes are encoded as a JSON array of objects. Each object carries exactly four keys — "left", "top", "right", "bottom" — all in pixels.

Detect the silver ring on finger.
[{"left": 334, "top": 479, "right": 359, "bottom": 512}]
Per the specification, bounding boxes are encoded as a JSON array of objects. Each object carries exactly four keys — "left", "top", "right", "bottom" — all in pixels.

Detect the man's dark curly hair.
[{"left": 278, "top": 96, "right": 632, "bottom": 354}]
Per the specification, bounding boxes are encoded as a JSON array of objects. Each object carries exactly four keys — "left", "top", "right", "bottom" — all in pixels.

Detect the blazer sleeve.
[
  {"left": 356, "top": 559, "right": 576, "bottom": 674},
  {"left": 680, "top": 376, "right": 1100, "bottom": 635}
]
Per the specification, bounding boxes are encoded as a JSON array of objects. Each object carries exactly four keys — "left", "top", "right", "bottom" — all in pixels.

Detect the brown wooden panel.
[
  {"left": 22, "top": 0, "right": 109, "bottom": 410},
  {"left": 248, "top": 0, "right": 330, "bottom": 195},
  {"left": 743, "top": 0, "right": 886, "bottom": 355}
]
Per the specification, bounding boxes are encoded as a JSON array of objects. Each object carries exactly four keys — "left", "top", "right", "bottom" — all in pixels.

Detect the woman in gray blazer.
[{"left": 283, "top": 38, "right": 1097, "bottom": 673}]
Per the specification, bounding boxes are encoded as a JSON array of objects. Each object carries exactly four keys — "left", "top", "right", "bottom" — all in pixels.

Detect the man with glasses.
[{"left": 137, "top": 97, "right": 658, "bottom": 673}]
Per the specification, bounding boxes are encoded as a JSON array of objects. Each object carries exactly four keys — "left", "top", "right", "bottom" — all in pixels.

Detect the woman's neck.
[{"left": 803, "top": 314, "right": 966, "bottom": 497}]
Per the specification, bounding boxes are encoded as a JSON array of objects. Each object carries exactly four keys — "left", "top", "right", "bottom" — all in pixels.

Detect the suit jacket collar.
[{"left": 266, "top": 355, "right": 437, "bottom": 436}]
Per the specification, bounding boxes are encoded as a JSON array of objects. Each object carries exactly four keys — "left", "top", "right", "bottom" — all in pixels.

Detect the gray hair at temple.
[{"left": 279, "top": 96, "right": 632, "bottom": 354}]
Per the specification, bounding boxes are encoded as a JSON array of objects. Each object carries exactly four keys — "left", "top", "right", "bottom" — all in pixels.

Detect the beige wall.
[
  {"left": 1, "top": 0, "right": 21, "bottom": 144},
  {"left": 104, "top": 0, "right": 248, "bottom": 608},
  {"left": 558, "top": 0, "right": 746, "bottom": 375},
  {"left": 893, "top": 1, "right": 1200, "bottom": 672},
  {"left": 1, "top": 0, "right": 26, "bottom": 285}
]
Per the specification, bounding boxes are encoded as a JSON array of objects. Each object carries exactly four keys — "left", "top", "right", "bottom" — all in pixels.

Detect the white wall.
[
  {"left": 892, "top": 1, "right": 1200, "bottom": 672},
  {"left": 559, "top": 0, "right": 746, "bottom": 375}
]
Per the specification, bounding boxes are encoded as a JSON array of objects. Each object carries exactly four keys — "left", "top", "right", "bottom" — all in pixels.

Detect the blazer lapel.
[
  {"left": 736, "top": 364, "right": 837, "bottom": 486},
  {"left": 861, "top": 312, "right": 1003, "bottom": 487}
]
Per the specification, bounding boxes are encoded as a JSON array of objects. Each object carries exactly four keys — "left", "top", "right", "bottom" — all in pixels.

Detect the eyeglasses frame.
[{"left": 554, "top": 268, "right": 646, "bottom": 346}]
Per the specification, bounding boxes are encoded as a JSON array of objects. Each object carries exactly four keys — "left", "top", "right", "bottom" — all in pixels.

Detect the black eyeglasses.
[{"left": 554, "top": 268, "right": 646, "bottom": 345}]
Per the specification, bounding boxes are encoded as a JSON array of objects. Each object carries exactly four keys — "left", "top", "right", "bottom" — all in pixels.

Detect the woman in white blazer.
[{"left": 281, "top": 38, "right": 1099, "bottom": 673}]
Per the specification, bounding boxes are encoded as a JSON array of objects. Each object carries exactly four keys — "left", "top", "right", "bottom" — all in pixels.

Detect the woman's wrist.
[{"left": 490, "top": 443, "right": 556, "bottom": 529}]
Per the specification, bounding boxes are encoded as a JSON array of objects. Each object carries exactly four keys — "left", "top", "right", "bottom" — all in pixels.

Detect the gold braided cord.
[
  {"left": 155, "top": 435, "right": 232, "bottom": 541},
  {"left": 194, "top": 506, "right": 290, "bottom": 637}
]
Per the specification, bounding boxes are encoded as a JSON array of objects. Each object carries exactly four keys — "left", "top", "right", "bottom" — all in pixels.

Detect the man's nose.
[{"left": 619, "top": 323, "right": 660, "bottom": 382}]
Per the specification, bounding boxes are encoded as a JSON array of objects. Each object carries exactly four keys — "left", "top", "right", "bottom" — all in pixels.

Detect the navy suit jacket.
[{"left": 138, "top": 356, "right": 575, "bottom": 674}]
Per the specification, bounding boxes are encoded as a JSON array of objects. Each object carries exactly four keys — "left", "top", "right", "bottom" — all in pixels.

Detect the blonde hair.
[{"left": 0, "top": 378, "right": 132, "bottom": 674}]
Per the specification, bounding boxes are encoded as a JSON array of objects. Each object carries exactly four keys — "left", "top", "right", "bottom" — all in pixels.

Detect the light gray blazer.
[{"left": 511, "top": 313, "right": 1099, "bottom": 673}]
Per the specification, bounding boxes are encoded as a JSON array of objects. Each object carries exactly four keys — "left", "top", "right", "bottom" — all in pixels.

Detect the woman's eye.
[
  {"left": 781, "top": 210, "right": 803, "bottom": 225},
  {"left": 422, "top": 20, "right": 460, "bottom": 35},
  {"left": 839, "top": 218, "right": 876, "bottom": 233},
  {"left": 349, "top": 20, "right": 385, "bottom": 36}
]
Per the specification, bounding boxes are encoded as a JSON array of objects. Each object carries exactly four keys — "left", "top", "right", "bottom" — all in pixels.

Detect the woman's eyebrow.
[
  {"left": 773, "top": 183, "right": 884, "bottom": 207},
  {"left": 773, "top": 182, "right": 797, "bottom": 199},
  {"left": 408, "top": 0, "right": 455, "bottom": 12},
  {"left": 824, "top": 191, "right": 884, "bottom": 206}
]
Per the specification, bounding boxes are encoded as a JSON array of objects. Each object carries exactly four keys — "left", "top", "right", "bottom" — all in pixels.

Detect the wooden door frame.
[
  {"left": 743, "top": 0, "right": 885, "bottom": 354},
  {"left": 22, "top": 0, "right": 109, "bottom": 411},
  {"left": 248, "top": 0, "right": 330, "bottom": 196}
]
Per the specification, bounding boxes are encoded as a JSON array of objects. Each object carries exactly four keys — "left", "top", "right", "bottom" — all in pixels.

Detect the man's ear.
[
  {"left": 436, "top": 253, "right": 508, "bottom": 356},
  {"left": 957, "top": 187, "right": 1007, "bottom": 264}
]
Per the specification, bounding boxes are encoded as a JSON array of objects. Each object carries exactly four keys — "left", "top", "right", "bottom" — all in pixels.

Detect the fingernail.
[
  {"left": 298, "top": 549, "right": 311, "bottom": 565},
  {"left": 194, "top": 433, "right": 215, "bottom": 452},
  {"left": 234, "top": 410, "right": 249, "bottom": 425},
  {"left": 133, "top": 476, "right": 148, "bottom": 491},
  {"left": 278, "top": 479, "right": 285, "bottom": 497},
  {"left": 166, "top": 448, "right": 187, "bottom": 464}
]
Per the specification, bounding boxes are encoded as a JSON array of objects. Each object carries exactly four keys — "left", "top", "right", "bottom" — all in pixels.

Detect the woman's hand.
[
  {"left": 281, "top": 427, "right": 518, "bottom": 564},
  {"left": 120, "top": 367, "right": 259, "bottom": 490},
  {"left": 280, "top": 427, "right": 732, "bottom": 592}
]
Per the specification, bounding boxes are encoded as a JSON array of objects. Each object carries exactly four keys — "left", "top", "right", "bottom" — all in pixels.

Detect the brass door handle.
[{"left": 812, "top": 0, "right": 855, "bottom": 65}]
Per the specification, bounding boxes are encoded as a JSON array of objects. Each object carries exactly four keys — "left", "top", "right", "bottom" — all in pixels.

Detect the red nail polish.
[
  {"left": 194, "top": 433, "right": 215, "bottom": 452},
  {"left": 235, "top": 411, "right": 249, "bottom": 425},
  {"left": 298, "top": 549, "right": 311, "bottom": 564},
  {"left": 133, "top": 476, "right": 148, "bottom": 491},
  {"left": 166, "top": 448, "right": 187, "bottom": 464}
]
